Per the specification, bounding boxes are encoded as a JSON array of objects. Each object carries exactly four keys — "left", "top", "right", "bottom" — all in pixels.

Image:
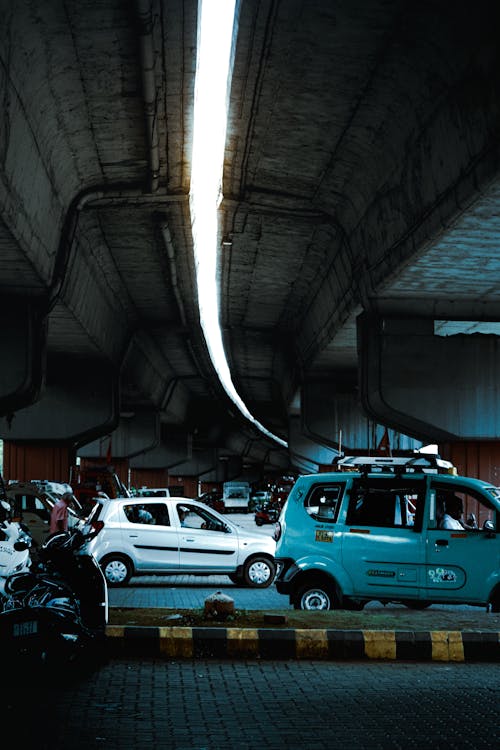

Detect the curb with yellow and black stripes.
[{"left": 106, "top": 625, "right": 500, "bottom": 662}]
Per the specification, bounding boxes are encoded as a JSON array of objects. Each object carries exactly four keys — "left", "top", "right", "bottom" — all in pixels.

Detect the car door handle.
[{"left": 435, "top": 539, "right": 448, "bottom": 547}]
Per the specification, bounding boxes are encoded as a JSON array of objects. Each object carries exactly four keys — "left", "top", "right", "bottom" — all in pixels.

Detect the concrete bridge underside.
[{"left": 1, "top": 1, "right": 500, "bottom": 485}]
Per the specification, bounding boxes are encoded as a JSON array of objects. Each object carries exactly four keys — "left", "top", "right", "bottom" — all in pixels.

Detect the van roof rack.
[{"left": 336, "top": 455, "right": 456, "bottom": 475}]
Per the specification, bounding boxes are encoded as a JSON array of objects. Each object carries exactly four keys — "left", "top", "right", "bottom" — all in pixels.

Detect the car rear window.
[{"left": 304, "top": 484, "right": 343, "bottom": 522}]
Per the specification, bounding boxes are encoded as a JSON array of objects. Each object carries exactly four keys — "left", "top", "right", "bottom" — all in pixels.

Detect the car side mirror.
[{"left": 483, "top": 519, "right": 496, "bottom": 537}]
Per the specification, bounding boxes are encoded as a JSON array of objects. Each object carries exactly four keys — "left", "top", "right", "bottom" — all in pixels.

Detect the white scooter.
[{"left": 0, "top": 500, "right": 33, "bottom": 598}]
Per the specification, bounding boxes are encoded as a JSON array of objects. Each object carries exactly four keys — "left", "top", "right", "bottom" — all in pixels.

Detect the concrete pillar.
[
  {"left": 358, "top": 313, "right": 500, "bottom": 442},
  {"left": 78, "top": 409, "right": 160, "bottom": 460},
  {"left": 0, "top": 300, "right": 46, "bottom": 415},
  {"left": 288, "top": 414, "right": 339, "bottom": 471},
  {"left": 0, "top": 355, "right": 119, "bottom": 444},
  {"left": 301, "top": 381, "right": 422, "bottom": 453}
]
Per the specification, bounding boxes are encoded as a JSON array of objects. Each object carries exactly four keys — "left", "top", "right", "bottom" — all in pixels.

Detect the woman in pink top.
[{"left": 49, "top": 492, "right": 72, "bottom": 534}]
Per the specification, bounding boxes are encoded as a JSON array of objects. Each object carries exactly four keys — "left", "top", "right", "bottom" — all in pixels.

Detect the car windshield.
[{"left": 485, "top": 486, "right": 500, "bottom": 503}]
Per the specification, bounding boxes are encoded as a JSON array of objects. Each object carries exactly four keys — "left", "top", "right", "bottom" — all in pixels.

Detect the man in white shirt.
[{"left": 439, "top": 495, "right": 476, "bottom": 530}]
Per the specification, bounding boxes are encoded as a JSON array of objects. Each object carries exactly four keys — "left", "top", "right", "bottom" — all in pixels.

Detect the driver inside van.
[{"left": 438, "top": 494, "right": 477, "bottom": 530}]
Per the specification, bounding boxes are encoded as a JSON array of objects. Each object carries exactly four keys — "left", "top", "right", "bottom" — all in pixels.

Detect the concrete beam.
[
  {"left": 358, "top": 314, "right": 500, "bottom": 441},
  {"left": 287, "top": 414, "right": 338, "bottom": 471},
  {"left": 167, "top": 449, "right": 217, "bottom": 478},
  {"left": 0, "top": 357, "right": 118, "bottom": 444},
  {"left": 0, "top": 300, "right": 46, "bottom": 415},
  {"left": 79, "top": 409, "right": 160, "bottom": 459},
  {"left": 130, "top": 428, "right": 217, "bottom": 475},
  {"left": 301, "top": 381, "right": 422, "bottom": 453}
]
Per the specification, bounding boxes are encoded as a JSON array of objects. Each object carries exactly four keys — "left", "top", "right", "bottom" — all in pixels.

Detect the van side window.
[
  {"left": 304, "top": 484, "right": 342, "bottom": 522},
  {"left": 432, "top": 482, "right": 496, "bottom": 531},
  {"left": 347, "top": 480, "right": 425, "bottom": 529}
]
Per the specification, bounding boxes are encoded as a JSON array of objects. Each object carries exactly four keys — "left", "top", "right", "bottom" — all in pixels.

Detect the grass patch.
[{"left": 109, "top": 606, "right": 499, "bottom": 631}]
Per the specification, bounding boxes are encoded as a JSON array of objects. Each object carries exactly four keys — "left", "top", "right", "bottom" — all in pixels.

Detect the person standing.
[{"left": 49, "top": 491, "right": 73, "bottom": 534}]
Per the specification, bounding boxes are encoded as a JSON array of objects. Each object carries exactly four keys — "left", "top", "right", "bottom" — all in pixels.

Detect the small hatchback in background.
[
  {"left": 83, "top": 496, "right": 276, "bottom": 588},
  {"left": 6, "top": 480, "right": 83, "bottom": 547}
]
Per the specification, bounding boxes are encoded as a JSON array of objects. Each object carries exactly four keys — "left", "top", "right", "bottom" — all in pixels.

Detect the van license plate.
[{"left": 13, "top": 620, "right": 38, "bottom": 637}]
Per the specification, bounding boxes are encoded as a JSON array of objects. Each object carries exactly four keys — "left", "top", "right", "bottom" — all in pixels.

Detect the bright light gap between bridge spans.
[{"left": 190, "top": 0, "right": 287, "bottom": 449}]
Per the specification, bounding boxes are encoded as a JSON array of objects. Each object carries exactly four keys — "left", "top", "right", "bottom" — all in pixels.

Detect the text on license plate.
[{"left": 13, "top": 620, "right": 38, "bottom": 637}]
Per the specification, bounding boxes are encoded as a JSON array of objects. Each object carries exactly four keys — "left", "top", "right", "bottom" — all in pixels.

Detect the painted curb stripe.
[
  {"left": 105, "top": 626, "right": 500, "bottom": 662},
  {"left": 462, "top": 631, "right": 500, "bottom": 662},
  {"left": 431, "top": 631, "right": 464, "bottom": 662},
  {"left": 394, "top": 631, "right": 432, "bottom": 661},
  {"left": 327, "top": 629, "right": 365, "bottom": 659}
]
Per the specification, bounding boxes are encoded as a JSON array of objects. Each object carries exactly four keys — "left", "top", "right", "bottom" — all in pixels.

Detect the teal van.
[{"left": 274, "top": 455, "right": 500, "bottom": 611}]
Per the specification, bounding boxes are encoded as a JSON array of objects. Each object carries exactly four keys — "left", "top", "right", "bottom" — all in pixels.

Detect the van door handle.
[{"left": 435, "top": 539, "right": 448, "bottom": 546}]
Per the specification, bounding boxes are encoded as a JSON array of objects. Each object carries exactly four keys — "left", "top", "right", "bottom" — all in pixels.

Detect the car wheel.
[
  {"left": 294, "top": 581, "right": 338, "bottom": 610},
  {"left": 242, "top": 556, "right": 276, "bottom": 588},
  {"left": 255, "top": 518, "right": 264, "bottom": 526},
  {"left": 100, "top": 555, "right": 133, "bottom": 586}
]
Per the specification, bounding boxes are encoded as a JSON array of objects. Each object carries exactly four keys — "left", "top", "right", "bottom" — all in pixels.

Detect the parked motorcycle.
[
  {"left": 0, "top": 499, "right": 33, "bottom": 596},
  {"left": 0, "top": 525, "right": 108, "bottom": 675}
]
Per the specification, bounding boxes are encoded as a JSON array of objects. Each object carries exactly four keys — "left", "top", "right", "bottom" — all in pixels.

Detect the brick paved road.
[{"left": 7, "top": 659, "right": 499, "bottom": 749}]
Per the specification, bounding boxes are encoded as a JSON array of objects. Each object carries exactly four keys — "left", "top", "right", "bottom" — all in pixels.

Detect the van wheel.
[
  {"left": 402, "top": 600, "right": 431, "bottom": 610},
  {"left": 243, "top": 556, "right": 276, "bottom": 588},
  {"left": 100, "top": 555, "right": 133, "bottom": 586},
  {"left": 294, "top": 582, "right": 338, "bottom": 610}
]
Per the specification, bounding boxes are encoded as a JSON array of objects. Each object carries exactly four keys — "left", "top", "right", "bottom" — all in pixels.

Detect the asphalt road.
[
  {"left": 9, "top": 517, "right": 499, "bottom": 749},
  {"left": 8, "top": 659, "right": 500, "bottom": 749}
]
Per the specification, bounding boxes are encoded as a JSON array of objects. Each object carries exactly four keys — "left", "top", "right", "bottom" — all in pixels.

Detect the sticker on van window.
[
  {"left": 428, "top": 567, "right": 457, "bottom": 583},
  {"left": 315, "top": 529, "right": 333, "bottom": 543}
]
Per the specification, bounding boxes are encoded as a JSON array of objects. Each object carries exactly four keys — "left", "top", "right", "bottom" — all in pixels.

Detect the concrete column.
[
  {"left": 78, "top": 409, "right": 160, "bottom": 460},
  {"left": 0, "top": 300, "right": 46, "bottom": 415},
  {"left": 301, "top": 381, "right": 422, "bottom": 453},
  {"left": 0, "top": 356, "right": 118, "bottom": 444},
  {"left": 358, "top": 313, "right": 500, "bottom": 442}
]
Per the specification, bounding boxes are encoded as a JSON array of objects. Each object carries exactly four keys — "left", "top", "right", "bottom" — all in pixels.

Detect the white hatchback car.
[{"left": 83, "top": 496, "right": 276, "bottom": 588}]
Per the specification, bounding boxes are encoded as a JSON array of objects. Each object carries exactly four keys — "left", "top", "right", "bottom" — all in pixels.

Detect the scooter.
[
  {"left": 0, "top": 525, "right": 108, "bottom": 675},
  {"left": 0, "top": 500, "right": 33, "bottom": 597},
  {"left": 254, "top": 502, "right": 281, "bottom": 526}
]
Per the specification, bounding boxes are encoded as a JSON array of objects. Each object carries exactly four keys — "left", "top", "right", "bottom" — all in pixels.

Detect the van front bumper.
[{"left": 274, "top": 557, "right": 298, "bottom": 594}]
